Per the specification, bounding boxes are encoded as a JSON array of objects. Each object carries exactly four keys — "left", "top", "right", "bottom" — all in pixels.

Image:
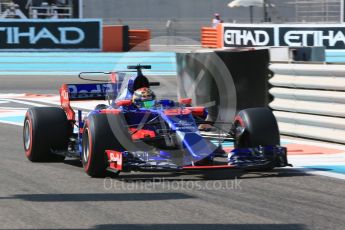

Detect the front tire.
[
  {"left": 23, "top": 107, "right": 69, "bottom": 162},
  {"left": 82, "top": 113, "right": 131, "bottom": 177},
  {"left": 233, "top": 107, "right": 280, "bottom": 171},
  {"left": 234, "top": 107, "right": 280, "bottom": 148}
]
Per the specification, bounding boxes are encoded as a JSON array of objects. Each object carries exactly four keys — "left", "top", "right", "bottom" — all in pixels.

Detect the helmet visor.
[{"left": 142, "top": 100, "right": 155, "bottom": 109}]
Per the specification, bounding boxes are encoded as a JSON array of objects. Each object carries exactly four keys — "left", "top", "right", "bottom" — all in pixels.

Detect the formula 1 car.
[{"left": 23, "top": 65, "right": 290, "bottom": 177}]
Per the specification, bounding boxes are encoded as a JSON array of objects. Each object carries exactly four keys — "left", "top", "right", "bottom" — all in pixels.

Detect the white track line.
[
  {"left": 293, "top": 167, "right": 345, "bottom": 180},
  {"left": 0, "top": 107, "right": 28, "bottom": 110},
  {"left": 5, "top": 99, "right": 48, "bottom": 107},
  {"left": 0, "top": 120, "right": 23, "bottom": 126},
  {"left": 282, "top": 138, "right": 345, "bottom": 151}
]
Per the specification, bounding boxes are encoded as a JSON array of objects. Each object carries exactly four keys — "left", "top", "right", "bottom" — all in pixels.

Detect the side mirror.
[
  {"left": 116, "top": 100, "right": 132, "bottom": 107},
  {"left": 179, "top": 98, "right": 192, "bottom": 106}
]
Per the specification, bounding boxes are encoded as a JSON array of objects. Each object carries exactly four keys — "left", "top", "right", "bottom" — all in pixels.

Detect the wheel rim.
[
  {"left": 235, "top": 122, "right": 245, "bottom": 138},
  {"left": 24, "top": 119, "right": 31, "bottom": 151},
  {"left": 83, "top": 128, "right": 90, "bottom": 163},
  {"left": 234, "top": 120, "right": 246, "bottom": 148}
]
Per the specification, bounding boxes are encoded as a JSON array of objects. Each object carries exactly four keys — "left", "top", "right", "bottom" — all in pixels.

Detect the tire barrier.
[
  {"left": 269, "top": 63, "right": 345, "bottom": 143},
  {"left": 176, "top": 49, "right": 271, "bottom": 124}
]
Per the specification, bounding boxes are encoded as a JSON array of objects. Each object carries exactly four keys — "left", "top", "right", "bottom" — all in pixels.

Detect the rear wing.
[
  {"left": 61, "top": 83, "right": 122, "bottom": 101},
  {"left": 59, "top": 72, "right": 124, "bottom": 121}
]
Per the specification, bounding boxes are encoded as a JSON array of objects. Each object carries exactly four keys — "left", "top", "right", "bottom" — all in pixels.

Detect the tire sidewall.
[
  {"left": 82, "top": 121, "right": 93, "bottom": 172},
  {"left": 24, "top": 112, "right": 34, "bottom": 159}
]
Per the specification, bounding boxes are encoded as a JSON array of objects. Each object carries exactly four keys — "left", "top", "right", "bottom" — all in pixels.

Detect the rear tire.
[{"left": 23, "top": 107, "right": 69, "bottom": 162}]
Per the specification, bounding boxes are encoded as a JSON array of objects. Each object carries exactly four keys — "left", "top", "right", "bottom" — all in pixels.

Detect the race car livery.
[{"left": 23, "top": 65, "right": 290, "bottom": 177}]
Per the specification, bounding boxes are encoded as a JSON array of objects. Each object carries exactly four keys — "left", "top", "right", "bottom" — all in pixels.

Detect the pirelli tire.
[
  {"left": 234, "top": 107, "right": 280, "bottom": 171},
  {"left": 82, "top": 113, "right": 132, "bottom": 178},
  {"left": 23, "top": 107, "right": 69, "bottom": 162},
  {"left": 234, "top": 107, "right": 280, "bottom": 148}
]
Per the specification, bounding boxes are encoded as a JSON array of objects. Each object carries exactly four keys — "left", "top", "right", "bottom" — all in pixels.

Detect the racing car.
[{"left": 23, "top": 65, "right": 290, "bottom": 177}]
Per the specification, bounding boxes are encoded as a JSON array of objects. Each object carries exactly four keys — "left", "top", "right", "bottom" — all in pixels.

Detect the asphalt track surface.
[{"left": 0, "top": 76, "right": 345, "bottom": 230}]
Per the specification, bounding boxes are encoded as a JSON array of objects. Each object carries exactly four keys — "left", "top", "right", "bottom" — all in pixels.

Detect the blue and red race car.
[{"left": 23, "top": 65, "right": 290, "bottom": 177}]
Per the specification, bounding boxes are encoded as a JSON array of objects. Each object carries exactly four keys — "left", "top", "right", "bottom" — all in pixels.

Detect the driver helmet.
[{"left": 132, "top": 87, "right": 156, "bottom": 108}]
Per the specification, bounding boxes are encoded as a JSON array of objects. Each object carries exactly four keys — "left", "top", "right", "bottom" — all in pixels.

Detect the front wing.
[{"left": 105, "top": 146, "right": 290, "bottom": 173}]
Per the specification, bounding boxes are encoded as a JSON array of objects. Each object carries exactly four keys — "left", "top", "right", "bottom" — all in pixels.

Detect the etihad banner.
[
  {"left": 223, "top": 24, "right": 345, "bottom": 50},
  {"left": 0, "top": 19, "right": 102, "bottom": 51}
]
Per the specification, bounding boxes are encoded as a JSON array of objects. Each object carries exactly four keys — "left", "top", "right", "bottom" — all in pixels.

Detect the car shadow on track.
[
  {"left": 63, "top": 158, "right": 83, "bottom": 167},
  {"left": 114, "top": 168, "right": 312, "bottom": 182},
  {"left": 0, "top": 192, "right": 194, "bottom": 202},
  {"left": 0, "top": 223, "right": 307, "bottom": 230},
  {"left": 93, "top": 224, "right": 307, "bottom": 230}
]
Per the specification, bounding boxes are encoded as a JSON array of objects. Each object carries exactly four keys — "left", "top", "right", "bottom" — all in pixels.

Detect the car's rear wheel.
[{"left": 23, "top": 107, "right": 69, "bottom": 162}]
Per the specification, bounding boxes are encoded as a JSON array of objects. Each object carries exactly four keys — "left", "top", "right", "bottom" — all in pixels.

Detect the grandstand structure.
[
  {"left": 81, "top": 0, "right": 345, "bottom": 42},
  {"left": 0, "top": 0, "right": 79, "bottom": 19},
  {"left": 0, "top": 0, "right": 343, "bottom": 42},
  {"left": 293, "top": 0, "right": 342, "bottom": 23},
  {"left": 0, "top": 0, "right": 27, "bottom": 18}
]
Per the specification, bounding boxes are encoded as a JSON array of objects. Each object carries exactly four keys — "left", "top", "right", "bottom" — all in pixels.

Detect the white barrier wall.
[{"left": 269, "top": 63, "right": 345, "bottom": 144}]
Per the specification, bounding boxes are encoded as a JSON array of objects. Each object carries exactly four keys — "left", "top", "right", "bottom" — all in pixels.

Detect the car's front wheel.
[
  {"left": 234, "top": 107, "right": 280, "bottom": 148},
  {"left": 82, "top": 114, "right": 130, "bottom": 177},
  {"left": 233, "top": 107, "right": 281, "bottom": 170}
]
